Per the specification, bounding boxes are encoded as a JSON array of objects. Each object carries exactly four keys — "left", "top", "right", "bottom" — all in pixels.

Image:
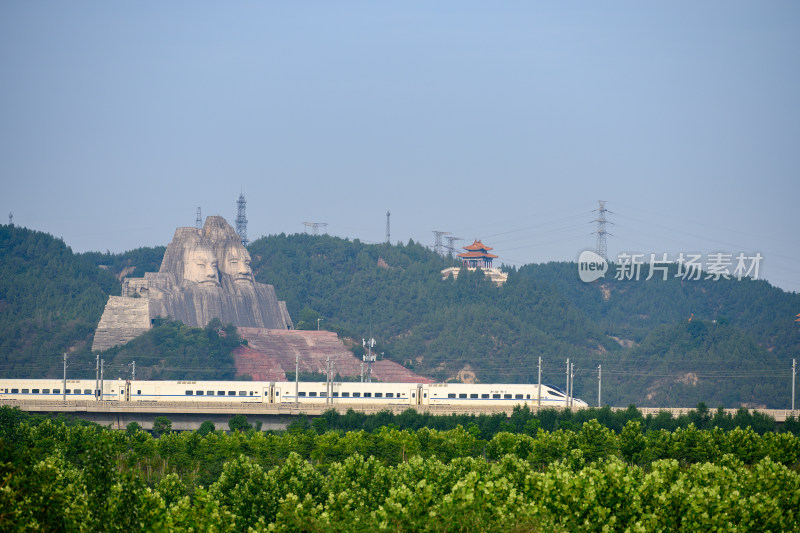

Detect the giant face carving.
[
  {"left": 219, "top": 245, "right": 254, "bottom": 284},
  {"left": 182, "top": 246, "right": 220, "bottom": 286}
]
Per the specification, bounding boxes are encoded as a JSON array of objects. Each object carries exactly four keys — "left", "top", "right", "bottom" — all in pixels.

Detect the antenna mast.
[
  {"left": 236, "top": 194, "right": 248, "bottom": 246},
  {"left": 386, "top": 211, "right": 391, "bottom": 244},
  {"left": 195, "top": 207, "right": 202, "bottom": 229}
]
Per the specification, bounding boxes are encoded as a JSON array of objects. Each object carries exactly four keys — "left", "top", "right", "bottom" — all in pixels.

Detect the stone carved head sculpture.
[
  {"left": 203, "top": 216, "right": 254, "bottom": 285},
  {"left": 159, "top": 227, "right": 220, "bottom": 286}
]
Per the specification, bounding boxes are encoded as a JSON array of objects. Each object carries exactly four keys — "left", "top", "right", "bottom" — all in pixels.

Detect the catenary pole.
[
  {"left": 295, "top": 353, "right": 299, "bottom": 406},
  {"left": 565, "top": 358, "right": 570, "bottom": 406},
  {"left": 99, "top": 359, "right": 104, "bottom": 402},
  {"left": 537, "top": 356, "right": 542, "bottom": 408},
  {"left": 95, "top": 354, "right": 100, "bottom": 399},
  {"left": 62, "top": 353, "right": 67, "bottom": 401},
  {"left": 598, "top": 364, "right": 602, "bottom": 407}
]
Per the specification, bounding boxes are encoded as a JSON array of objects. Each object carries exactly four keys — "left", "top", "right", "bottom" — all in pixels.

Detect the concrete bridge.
[{"left": 2, "top": 399, "right": 797, "bottom": 431}]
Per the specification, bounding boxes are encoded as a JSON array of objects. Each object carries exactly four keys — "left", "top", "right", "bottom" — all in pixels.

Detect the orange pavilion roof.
[
  {"left": 462, "top": 239, "right": 494, "bottom": 251},
  {"left": 457, "top": 251, "right": 499, "bottom": 259}
]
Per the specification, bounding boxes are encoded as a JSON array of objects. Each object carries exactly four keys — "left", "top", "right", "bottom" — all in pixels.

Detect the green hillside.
[
  {"left": 0, "top": 224, "right": 119, "bottom": 375},
  {"left": 249, "top": 234, "right": 799, "bottom": 408},
  {"left": 1, "top": 224, "right": 798, "bottom": 408}
]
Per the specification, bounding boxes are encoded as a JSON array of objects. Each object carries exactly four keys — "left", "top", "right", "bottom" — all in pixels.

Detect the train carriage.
[{"left": 0, "top": 378, "right": 587, "bottom": 408}]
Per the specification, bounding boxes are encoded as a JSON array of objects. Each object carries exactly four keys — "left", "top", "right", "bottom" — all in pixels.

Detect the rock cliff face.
[{"left": 92, "top": 216, "right": 292, "bottom": 351}]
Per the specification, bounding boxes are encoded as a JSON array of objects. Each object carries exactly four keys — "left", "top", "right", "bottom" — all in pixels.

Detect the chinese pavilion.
[{"left": 457, "top": 240, "right": 499, "bottom": 268}]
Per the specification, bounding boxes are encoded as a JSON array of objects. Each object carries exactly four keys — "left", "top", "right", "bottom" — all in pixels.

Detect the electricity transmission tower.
[
  {"left": 593, "top": 200, "right": 613, "bottom": 260},
  {"left": 386, "top": 211, "right": 391, "bottom": 244},
  {"left": 303, "top": 222, "right": 328, "bottom": 235},
  {"left": 445, "top": 236, "right": 463, "bottom": 255},
  {"left": 432, "top": 230, "right": 451, "bottom": 256},
  {"left": 236, "top": 194, "right": 248, "bottom": 246}
]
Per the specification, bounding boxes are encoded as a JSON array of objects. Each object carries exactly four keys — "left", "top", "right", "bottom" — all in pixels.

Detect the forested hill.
[
  {"left": 0, "top": 224, "right": 119, "bottom": 372},
  {"left": 248, "top": 234, "right": 799, "bottom": 408},
  {"left": 2, "top": 224, "right": 798, "bottom": 408}
]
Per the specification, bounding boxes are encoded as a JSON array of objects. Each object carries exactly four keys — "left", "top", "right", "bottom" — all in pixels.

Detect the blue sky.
[{"left": 2, "top": 2, "right": 798, "bottom": 292}]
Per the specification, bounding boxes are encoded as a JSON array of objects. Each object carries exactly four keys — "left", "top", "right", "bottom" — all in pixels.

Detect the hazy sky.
[{"left": 2, "top": 2, "right": 798, "bottom": 293}]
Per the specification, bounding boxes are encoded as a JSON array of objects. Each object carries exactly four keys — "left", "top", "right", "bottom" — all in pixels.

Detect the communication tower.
[
  {"left": 303, "top": 222, "right": 328, "bottom": 235},
  {"left": 386, "top": 211, "right": 391, "bottom": 244},
  {"left": 236, "top": 194, "right": 248, "bottom": 246},
  {"left": 8, "top": 213, "right": 12, "bottom": 226},
  {"left": 593, "top": 200, "right": 613, "bottom": 260},
  {"left": 195, "top": 207, "right": 202, "bottom": 229},
  {"left": 432, "top": 230, "right": 451, "bottom": 256}
]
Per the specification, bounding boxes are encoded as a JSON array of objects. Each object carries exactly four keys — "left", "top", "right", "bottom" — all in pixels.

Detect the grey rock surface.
[{"left": 92, "top": 216, "right": 292, "bottom": 351}]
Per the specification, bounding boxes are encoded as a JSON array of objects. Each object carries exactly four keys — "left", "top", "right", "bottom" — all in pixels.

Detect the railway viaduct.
[{"left": 3, "top": 399, "right": 797, "bottom": 431}]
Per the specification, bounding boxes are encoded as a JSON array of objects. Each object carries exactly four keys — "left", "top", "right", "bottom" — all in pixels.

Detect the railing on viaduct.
[{"left": 2, "top": 399, "right": 797, "bottom": 431}]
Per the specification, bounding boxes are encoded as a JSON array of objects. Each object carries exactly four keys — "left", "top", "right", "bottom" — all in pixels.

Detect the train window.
[
  {"left": 309, "top": 392, "right": 318, "bottom": 397},
  {"left": 137, "top": 390, "right": 141, "bottom": 395},
  {"left": 205, "top": 391, "right": 213, "bottom": 396},
  {"left": 411, "top": 393, "right": 415, "bottom": 398},
  {"left": 298, "top": 392, "right": 307, "bottom": 397},
  {"left": 320, "top": 392, "right": 327, "bottom": 397},
  {"left": 526, "top": 394, "right": 530, "bottom": 399},
  {"left": 492, "top": 394, "right": 501, "bottom": 399},
  {"left": 250, "top": 391, "right": 254, "bottom": 396},
  {"left": 32, "top": 389, "right": 40, "bottom": 394},
  {"left": 22, "top": 389, "right": 29, "bottom": 394},
  {"left": 43, "top": 389, "right": 49, "bottom": 393},
  {"left": 386, "top": 393, "right": 394, "bottom": 398},
  {"left": 364, "top": 392, "right": 372, "bottom": 398},
  {"left": 375, "top": 393, "right": 383, "bottom": 398},
  {"left": 11, "top": 389, "right": 19, "bottom": 394},
  {"left": 504, "top": 394, "right": 512, "bottom": 399},
  {"left": 53, "top": 389, "right": 60, "bottom": 394},
  {"left": 64, "top": 389, "right": 70, "bottom": 394},
  {"left": 515, "top": 394, "right": 523, "bottom": 399},
  {"left": 470, "top": 393, "right": 479, "bottom": 399},
  {"left": 352, "top": 392, "right": 361, "bottom": 398},
  {"left": 186, "top": 391, "right": 194, "bottom": 395},
  {"left": 447, "top": 393, "right": 456, "bottom": 398},
  {"left": 333, "top": 392, "right": 339, "bottom": 397},
  {"left": 459, "top": 393, "right": 467, "bottom": 399},
  {"left": 341, "top": 392, "right": 350, "bottom": 397},
  {"left": 228, "top": 391, "right": 236, "bottom": 396},
  {"left": 423, "top": 393, "right": 427, "bottom": 398},
  {"left": 196, "top": 391, "right": 204, "bottom": 396},
  {"left": 238, "top": 391, "right": 246, "bottom": 396}
]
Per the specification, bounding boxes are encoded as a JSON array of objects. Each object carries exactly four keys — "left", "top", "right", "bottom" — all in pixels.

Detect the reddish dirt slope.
[{"left": 235, "top": 328, "right": 434, "bottom": 383}]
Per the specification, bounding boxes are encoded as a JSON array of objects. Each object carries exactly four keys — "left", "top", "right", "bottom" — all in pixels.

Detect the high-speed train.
[{"left": 0, "top": 378, "right": 588, "bottom": 408}]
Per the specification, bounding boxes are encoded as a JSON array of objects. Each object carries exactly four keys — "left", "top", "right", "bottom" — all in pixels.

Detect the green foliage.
[
  {"left": 1, "top": 406, "right": 800, "bottom": 531},
  {"left": 152, "top": 416, "right": 172, "bottom": 437},
  {"left": 0, "top": 224, "right": 120, "bottom": 375},
  {"left": 197, "top": 420, "right": 216, "bottom": 436},
  {"left": 99, "top": 317, "right": 245, "bottom": 380},
  {"left": 228, "top": 415, "right": 252, "bottom": 433}
]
